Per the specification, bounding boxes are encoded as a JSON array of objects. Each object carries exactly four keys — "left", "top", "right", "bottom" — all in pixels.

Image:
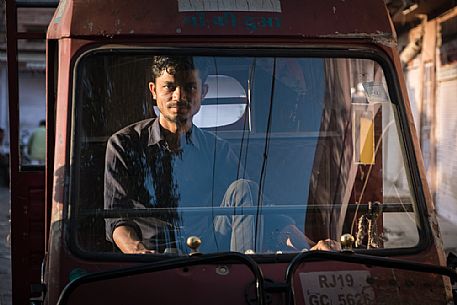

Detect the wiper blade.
[{"left": 57, "top": 252, "right": 266, "bottom": 305}]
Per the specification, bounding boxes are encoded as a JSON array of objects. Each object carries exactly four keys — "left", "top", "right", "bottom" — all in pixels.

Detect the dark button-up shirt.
[{"left": 104, "top": 118, "right": 240, "bottom": 252}]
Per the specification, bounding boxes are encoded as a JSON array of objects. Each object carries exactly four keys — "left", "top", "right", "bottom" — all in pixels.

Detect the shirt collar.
[{"left": 147, "top": 118, "right": 201, "bottom": 150}]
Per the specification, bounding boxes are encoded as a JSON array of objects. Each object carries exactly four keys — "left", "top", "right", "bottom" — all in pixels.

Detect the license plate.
[{"left": 299, "top": 270, "right": 375, "bottom": 305}]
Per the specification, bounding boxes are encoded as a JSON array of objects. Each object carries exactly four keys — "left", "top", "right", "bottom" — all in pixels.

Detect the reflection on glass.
[
  {"left": 71, "top": 53, "right": 419, "bottom": 256},
  {"left": 193, "top": 74, "right": 248, "bottom": 128}
]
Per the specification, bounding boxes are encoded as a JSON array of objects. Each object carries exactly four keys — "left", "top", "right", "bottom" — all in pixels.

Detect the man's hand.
[
  {"left": 310, "top": 239, "right": 341, "bottom": 251},
  {"left": 113, "top": 226, "right": 155, "bottom": 254},
  {"left": 280, "top": 225, "right": 341, "bottom": 252}
]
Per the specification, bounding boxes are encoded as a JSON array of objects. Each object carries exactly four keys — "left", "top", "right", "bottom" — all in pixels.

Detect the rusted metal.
[{"left": 47, "top": 0, "right": 394, "bottom": 43}]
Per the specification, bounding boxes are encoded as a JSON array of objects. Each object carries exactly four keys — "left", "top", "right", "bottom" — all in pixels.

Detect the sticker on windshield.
[
  {"left": 363, "top": 82, "right": 389, "bottom": 103},
  {"left": 299, "top": 271, "right": 375, "bottom": 305},
  {"left": 178, "top": 0, "right": 282, "bottom": 12}
]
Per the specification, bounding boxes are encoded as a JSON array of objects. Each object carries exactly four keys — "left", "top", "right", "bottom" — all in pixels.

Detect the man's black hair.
[{"left": 150, "top": 55, "right": 209, "bottom": 83}]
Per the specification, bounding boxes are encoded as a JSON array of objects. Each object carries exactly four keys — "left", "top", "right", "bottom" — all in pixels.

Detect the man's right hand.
[{"left": 113, "top": 226, "right": 155, "bottom": 254}]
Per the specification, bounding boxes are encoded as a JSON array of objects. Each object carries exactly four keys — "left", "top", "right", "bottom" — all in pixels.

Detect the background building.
[{"left": 389, "top": 1, "right": 457, "bottom": 223}]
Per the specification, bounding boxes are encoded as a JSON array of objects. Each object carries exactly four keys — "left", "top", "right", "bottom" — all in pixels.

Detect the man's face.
[{"left": 149, "top": 68, "right": 207, "bottom": 132}]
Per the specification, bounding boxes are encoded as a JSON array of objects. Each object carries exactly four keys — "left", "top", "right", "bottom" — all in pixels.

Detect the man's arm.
[
  {"left": 105, "top": 132, "right": 152, "bottom": 253},
  {"left": 112, "top": 225, "right": 155, "bottom": 254}
]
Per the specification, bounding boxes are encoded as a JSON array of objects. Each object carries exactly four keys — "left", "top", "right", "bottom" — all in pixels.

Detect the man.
[
  {"left": 104, "top": 55, "right": 338, "bottom": 254},
  {"left": 27, "top": 120, "right": 46, "bottom": 165},
  {"left": 105, "top": 55, "right": 243, "bottom": 254},
  {"left": 0, "top": 128, "right": 9, "bottom": 187}
]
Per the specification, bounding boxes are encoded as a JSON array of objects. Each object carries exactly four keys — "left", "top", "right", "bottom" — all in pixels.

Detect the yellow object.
[{"left": 359, "top": 116, "right": 374, "bottom": 164}]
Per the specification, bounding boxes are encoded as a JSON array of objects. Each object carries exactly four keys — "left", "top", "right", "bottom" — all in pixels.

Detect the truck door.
[{"left": 5, "top": 1, "right": 57, "bottom": 304}]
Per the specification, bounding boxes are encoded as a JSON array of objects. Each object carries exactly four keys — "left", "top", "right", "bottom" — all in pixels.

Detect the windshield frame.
[{"left": 66, "top": 44, "right": 432, "bottom": 262}]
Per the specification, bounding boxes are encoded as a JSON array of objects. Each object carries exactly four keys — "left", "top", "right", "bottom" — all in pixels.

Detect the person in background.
[
  {"left": 27, "top": 120, "right": 46, "bottom": 165},
  {"left": 0, "top": 128, "right": 9, "bottom": 187}
]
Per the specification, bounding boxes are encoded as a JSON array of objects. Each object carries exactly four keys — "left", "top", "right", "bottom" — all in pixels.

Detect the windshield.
[{"left": 71, "top": 50, "right": 420, "bottom": 256}]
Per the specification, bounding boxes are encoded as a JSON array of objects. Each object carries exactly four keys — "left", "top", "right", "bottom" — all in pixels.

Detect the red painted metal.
[
  {"left": 45, "top": 39, "right": 57, "bottom": 252},
  {"left": 47, "top": 0, "right": 393, "bottom": 40}
]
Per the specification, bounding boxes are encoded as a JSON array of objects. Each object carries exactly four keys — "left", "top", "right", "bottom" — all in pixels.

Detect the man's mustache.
[{"left": 167, "top": 101, "right": 191, "bottom": 108}]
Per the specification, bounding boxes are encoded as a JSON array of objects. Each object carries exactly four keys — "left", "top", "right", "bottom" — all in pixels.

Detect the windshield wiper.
[
  {"left": 56, "top": 252, "right": 266, "bottom": 305},
  {"left": 57, "top": 249, "right": 457, "bottom": 305}
]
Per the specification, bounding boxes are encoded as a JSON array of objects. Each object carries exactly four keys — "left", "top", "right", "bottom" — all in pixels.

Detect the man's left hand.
[{"left": 310, "top": 239, "right": 341, "bottom": 251}]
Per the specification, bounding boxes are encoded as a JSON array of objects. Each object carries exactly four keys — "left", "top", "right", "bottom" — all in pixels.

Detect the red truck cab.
[{"left": 6, "top": 0, "right": 457, "bottom": 304}]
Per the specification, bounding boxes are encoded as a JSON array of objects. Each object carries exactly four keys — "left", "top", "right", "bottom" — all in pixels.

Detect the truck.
[{"left": 5, "top": 0, "right": 457, "bottom": 304}]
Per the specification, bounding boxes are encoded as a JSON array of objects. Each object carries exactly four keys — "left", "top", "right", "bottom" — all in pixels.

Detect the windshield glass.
[{"left": 71, "top": 50, "right": 420, "bottom": 256}]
